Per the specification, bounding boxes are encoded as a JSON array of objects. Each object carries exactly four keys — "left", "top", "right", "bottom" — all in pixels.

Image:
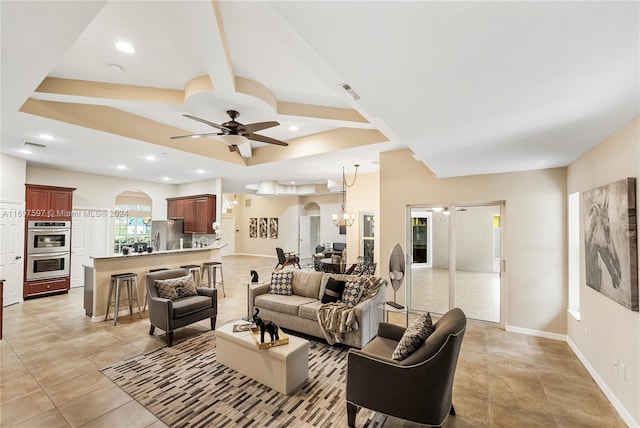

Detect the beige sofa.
[{"left": 248, "top": 269, "right": 387, "bottom": 349}]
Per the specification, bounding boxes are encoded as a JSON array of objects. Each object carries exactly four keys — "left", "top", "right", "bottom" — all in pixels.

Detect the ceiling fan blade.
[
  {"left": 170, "top": 132, "right": 223, "bottom": 140},
  {"left": 246, "top": 133, "right": 288, "bottom": 146},
  {"left": 243, "top": 121, "right": 279, "bottom": 133},
  {"left": 183, "top": 114, "right": 226, "bottom": 131}
]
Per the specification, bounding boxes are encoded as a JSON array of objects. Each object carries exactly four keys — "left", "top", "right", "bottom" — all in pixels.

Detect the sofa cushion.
[
  {"left": 321, "top": 277, "right": 346, "bottom": 303},
  {"left": 255, "top": 293, "right": 317, "bottom": 316},
  {"left": 290, "top": 269, "right": 323, "bottom": 299},
  {"left": 155, "top": 275, "right": 198, "bottom": 300},
  {"left": 341, "top": 279, "right": 364, "bottom": 307},
  {"left": 298, "top": 301, "right": 323, "bottom": 321},
  {"left": 319, "top": 273, "right": 359, "bottom": 300},
  {"left": 172, "top": 295, "right": 212, "bottom": 317},
  {"left": 269, "top": 271, "right": 293, "bottom": 295},
  {"left": 392, "top": 313, "right": 435, "bottom": 361}
]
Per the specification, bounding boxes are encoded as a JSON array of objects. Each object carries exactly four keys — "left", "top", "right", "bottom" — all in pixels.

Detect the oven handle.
[
  {"left": 28, "top": 252, "right": 70, "bottom": 258},
  {"left": 28, "top": 229, "right": 70, "bottom": 233}
]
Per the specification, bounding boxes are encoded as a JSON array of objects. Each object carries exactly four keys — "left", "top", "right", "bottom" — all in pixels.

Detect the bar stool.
[
  {"left": 143, "top": 268, "right": 169, "bottom": 311},
  {"left": 105, "top": 273, "right": 142, "bottom": 325},
  {"left": 201, "top": 261, "right": 225, "bottom": 297},
  {"left": 180, "top": 264, "right": 201, "bottom": 286}
]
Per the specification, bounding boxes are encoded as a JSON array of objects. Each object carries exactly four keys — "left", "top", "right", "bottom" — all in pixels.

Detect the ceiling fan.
[{"left": 170, "top": 110, "right": 287, "bottom": 158}]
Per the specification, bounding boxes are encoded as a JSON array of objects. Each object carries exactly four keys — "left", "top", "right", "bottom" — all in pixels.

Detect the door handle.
[{"left": 15, "top": 255, "right": 22, "bottom": 260}]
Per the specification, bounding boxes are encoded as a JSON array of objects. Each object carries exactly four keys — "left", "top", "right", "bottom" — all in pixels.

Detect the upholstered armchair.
[
  {"left": 146, "top": 268, "right": 217, "bottom": 347},
  {"left": 346, "top": 308, "right": 467, "bottom": 427}
]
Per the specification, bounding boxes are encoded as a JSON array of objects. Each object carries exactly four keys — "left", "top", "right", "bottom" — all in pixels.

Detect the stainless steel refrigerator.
[{"left": 150, "top": 220, "right": 191, "bottom": 251}]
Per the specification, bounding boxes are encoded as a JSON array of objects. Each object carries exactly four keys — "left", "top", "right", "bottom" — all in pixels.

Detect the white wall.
[
  {"left": 567, "top": 116, "right": 639, "bottom": 426},
  {"left": 0, "top": 154, "right": 27, "bottom": 203}
]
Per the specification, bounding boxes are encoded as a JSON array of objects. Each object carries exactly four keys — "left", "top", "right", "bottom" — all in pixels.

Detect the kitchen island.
[{"left": 84, "top": 244, "right": 226, "bottom": 322}]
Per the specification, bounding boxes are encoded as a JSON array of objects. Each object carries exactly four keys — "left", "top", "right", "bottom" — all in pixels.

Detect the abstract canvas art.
[
  {"left": 259, "top": 217, "right": 268, "bottom": 238},
  {"left": 249, "top": 218, "right": 257, "bottom": 238},
  {"left": 269, "top": 218, "right": 278, "bottom": 239},
  {"left": 583, "top": 178, "right": 638, "bottom": 311}
]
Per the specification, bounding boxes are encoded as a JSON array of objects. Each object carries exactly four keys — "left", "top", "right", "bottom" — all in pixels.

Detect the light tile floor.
[{"left": 1, "top": 255, "right": 626, "bottom": 427}]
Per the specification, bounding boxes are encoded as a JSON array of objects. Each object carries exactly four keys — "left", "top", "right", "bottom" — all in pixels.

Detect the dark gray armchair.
[
  {"left": 346, "top": 308, "right": 466, "bottom": 427},
  {"left": 146, "top": 268, "right": 217, "bottom": 347}
]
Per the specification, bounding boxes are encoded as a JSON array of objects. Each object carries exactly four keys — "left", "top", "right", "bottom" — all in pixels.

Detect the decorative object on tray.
[
  {"left": 253, "top": 308, "right": 280, "bottom": 343},
  {"left": 583, "top": 177, "right": 638, "bottom": 311},
  {"left": 250, "top": 327, "right": 289, "bottom": 349},
  {"left": 232, "top": 323, "right": 255, "bottom": 333},
  {"left": 387, "top": 243, "right": 406, "bottom": 309}
]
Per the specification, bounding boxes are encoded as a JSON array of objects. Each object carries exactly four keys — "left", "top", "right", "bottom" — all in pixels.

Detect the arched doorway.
[{"left": 300, "top": 202, "right": 321, "bottom": 259}]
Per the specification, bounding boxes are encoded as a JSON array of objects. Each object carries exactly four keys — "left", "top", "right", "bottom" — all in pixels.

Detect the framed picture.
[
  {"left": 583, "top": 177, "right": 638, "bottom": 311},
  {"left": 269, "top": 217, "right": 278, "bottom": 239},
  {"left": 259, "top": 217, "right": 268, "bottom": 238},
  {"left": 249, "top": 218, "right": 257, "bottom": 238}
]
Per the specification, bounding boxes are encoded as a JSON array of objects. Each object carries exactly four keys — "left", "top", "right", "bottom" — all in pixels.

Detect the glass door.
[{"left": 408, "top": 203, "right": 503, "bottom": 324}]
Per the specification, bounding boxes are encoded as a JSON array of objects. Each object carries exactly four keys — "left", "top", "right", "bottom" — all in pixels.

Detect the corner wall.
[
  {"left": 567, "top": 116, "right": 639, "bottom": 425},
  {"left": 379, "top": 149, "right": 567, "bottom": 334}
]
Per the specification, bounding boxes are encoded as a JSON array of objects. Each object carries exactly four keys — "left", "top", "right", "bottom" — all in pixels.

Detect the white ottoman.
[{"left": 215, "top": 322, "right": 310, "bottom": 395}]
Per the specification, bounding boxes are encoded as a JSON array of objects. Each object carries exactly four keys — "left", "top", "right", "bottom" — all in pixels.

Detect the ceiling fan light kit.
[{"left": 170, "top": 110, "right": 286, "bottom": 159}]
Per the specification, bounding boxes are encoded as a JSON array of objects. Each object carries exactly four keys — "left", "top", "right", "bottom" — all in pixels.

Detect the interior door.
[
  {"left": 0, "top": 202, "right": 25, "bottom": 306},
  {"left": 299, "top": 216, "right": 310, "bottom": 259}
]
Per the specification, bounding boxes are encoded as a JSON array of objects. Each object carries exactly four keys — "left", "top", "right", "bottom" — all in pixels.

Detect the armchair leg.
[
  {"left": 347, "top": 402, "right": 358, "bottom": 427},
  {"left": 449, "top": 404, "right": 456, "bottom": 415},
  {"left": 211, "top": 316, "right": 217, "bottom": 330},
  {"left": 149, "top": 325, "right": 155, "bottom": 335},
  {"left": 167, "top": 331, "right": 174, "bottom": 347}
]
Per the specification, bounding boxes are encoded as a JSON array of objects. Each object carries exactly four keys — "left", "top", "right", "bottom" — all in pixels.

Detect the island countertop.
[
  {"left": 89, "top": 243, "right": 227, "bottom": 261},
  {"left": 84, "top": 243, "right": 227, "bottom": 321}
]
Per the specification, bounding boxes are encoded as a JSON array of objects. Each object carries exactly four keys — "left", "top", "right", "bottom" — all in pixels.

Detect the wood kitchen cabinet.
[
  {"left": 25, "top": 184, "right": 75, "bottom": 219},
  {"left": 167, "top": 194, "right": 216, "bottom": 234}
]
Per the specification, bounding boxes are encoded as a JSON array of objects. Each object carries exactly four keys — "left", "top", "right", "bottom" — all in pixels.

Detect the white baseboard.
[
  {"left": 504, "top": 324, "right": 566, "bottom": 341},
  {"left": 232, "top": 253, "right": 277, "bottom": 259},
  {"left": 504, "top": 325, "right": 637, "bottom": 427},
  {"left": 566, "top": 337, "right": 639, "bottom": 428}
]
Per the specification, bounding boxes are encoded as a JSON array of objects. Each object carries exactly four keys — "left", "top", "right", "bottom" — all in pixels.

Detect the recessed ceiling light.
[
  {"left": 290, "top": 181, "right": 296, "bottom": 184},
  {"left": 19, "top": 149, "right": 32, "bottom": 154},
  {"left": 289, "top": 125, "right": 298, "bottom": 132},
  {"left": 162, "top": 176, "right": 170, "bottom": 181},
  {"left": 196, "top": 169, "right": 205, "bottom": 174},
  {"left": 145, "top": 155, "right": 156, "bottom": 161},
  {"left": 109, "top": 63, "right": 124, "bottom": 72},
  {"left": 38, "top": 134, "right": 54, "bottom": 140},
  {"left": 117, "top": 165, "right": 126, "bottom": 170},
  {"left": 115, "top": 41, "right": 135, "bottom": 54}
]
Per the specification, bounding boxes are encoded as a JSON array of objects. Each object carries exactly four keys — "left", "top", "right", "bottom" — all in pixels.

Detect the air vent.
[
  {"left": 245, "top": 199, "right": 251, "bottom": 208},
  {"left": 24, "top": 141, "right": 47, "bottom": 149}
]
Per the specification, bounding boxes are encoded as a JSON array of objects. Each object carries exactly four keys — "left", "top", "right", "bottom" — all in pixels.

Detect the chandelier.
[{"left": 332, "top": 164, "right": 359, "bottom": 227}]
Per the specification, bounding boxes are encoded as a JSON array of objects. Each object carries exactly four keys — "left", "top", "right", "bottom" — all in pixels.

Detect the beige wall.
[
  {"left": 379, "top": 149, "right": 567, "bottom": 334},
  {"left": 0, "top": 154, "right": 26, "bottom": 203},
  {"left": 26, "top": 165, "right": 177, "bottom": 219},
  {"left": 567, "top": 116, "right": 639, "bottom": 424}
]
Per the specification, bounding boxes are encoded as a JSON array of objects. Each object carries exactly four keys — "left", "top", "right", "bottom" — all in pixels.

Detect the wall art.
[
  {"left": 259, "top": 217, "right": 268, "bottom": 238},
  {"left": 583, "top": 177, "right": 638, "bottom": 311},
  {"left": 269, "top": 217, "right": 279, "bottom": 239},
  {"left": 249, "top": 218, "right": 257, "bottom": 238}
]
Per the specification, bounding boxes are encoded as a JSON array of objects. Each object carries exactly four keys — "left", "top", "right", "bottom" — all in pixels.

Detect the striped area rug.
[{"left": 101, "top": 330, "right": 386, "bottom": 427}]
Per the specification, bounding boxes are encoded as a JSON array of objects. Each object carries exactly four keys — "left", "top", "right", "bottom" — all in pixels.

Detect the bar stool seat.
[
  {"left": 180, "top": 264, "right": 202, "bottom": 286},
  {"left": 105, "top": 272, "right": 142, "bottom": 325},
  {"left": 201, "top": 261, "right": 225, "bottom": 297}
]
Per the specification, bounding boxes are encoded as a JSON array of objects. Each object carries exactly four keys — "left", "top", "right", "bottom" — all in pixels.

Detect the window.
[
  {"left": 568, "top": 192, "right": 581, "bottom": 319},
  {"left": 114, "top": 191, "right": 152, "bottom": 254},
  {"left": 361, "top": 212, "right": 375, "bottom": 262}
]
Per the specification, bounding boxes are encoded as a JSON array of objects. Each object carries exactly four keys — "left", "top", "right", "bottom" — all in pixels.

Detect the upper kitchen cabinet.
[
  {"left": 167, "top": 194, "right": 216, "bottom": 234},
  {"left": 25, "top": 184, "right": 75, "bottom": 219}
]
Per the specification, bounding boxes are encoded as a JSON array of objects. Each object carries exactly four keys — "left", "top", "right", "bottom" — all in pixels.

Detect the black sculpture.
[
  {"left": 252, "top": 307, "right": 279, "bottom": 343},
  {"left": 250, "top": 270, "right": 259, "bottom": 283}
]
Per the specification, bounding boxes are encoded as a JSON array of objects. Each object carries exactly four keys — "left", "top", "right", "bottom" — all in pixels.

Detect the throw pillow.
[
  {"left": 269, "top": 271, "right": 293, "bottom": 295},
  {"left": 341, "top": 279, "right": 364, "bottom": 307},
  {"left": 155, "top": 275, "right": 198, "bottom": 301},
  {"left": 391, "top": 313, "right": 435, "bottom": 361},
  {"left": 321, "top": 277, "right": 346, "bottom": 304}
]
